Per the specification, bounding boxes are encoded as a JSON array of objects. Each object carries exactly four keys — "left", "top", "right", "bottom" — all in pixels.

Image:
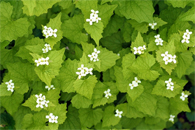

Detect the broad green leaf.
[
  {"left": 127, "top": 84, "right": 144, "bottom": 102},
  {"left": 169, "top": 33, "right": 187, "bottom": 52},
  {"left": 31, "top": 48, "right": 65, "bottom": 86},
  {"left": 166, "top": 0, "right": 192, "bottom": 8},
  {"left": 145, "top": 117, "right": 161, "bottom": 125},
  {"left": 73, "top": 75, "right": 97, "bottom": 99},
  {"left": 136, "top": 119, "right": 166, "bottom": 130},
  {"left": 6, "top": 62, "right": 38, "bottom": 94},
  {"left": 126, "top": 104, "right": 145, "bottom": 118},
  {"left": 174, "top": 51, "right": 193, "bottom": 78},
  {"left": 121, "top": 117, "right": 143, "bottom": 129},
  {"left": 152, "top": 17, "right": 167, "bottom": 30},
  {"left": 121, "top": 21, "right": 134, "bottom": 42},
  {"left": 45, "top": 13, "right": 63, "bottom": 48},
  {"left": 179, "top": 6, "right": 195, "bottom": 23},
  {"left": 61, "top": 14, "right": 88, "bottom": 44},
  {"left": 101, "top": 32, "right": 124, "bottom": 53},
  {"left": 1, "top": 92, "right": 23, "bottom": 116},
  {"left": 79, "top": 108, "right": 103, "bottom": 128},
  {"left": 71, "top": 94, "right": 92, "bottom": 109},
  {"left": 98, "top": 4, "right": 117, "bottom": 28},
  {"left": 84, "top": 22, "right": 104, "bottom": 46},
  {"left": 95, "top": 46, "right": 119, "bottom": 72},
  {"left": 155, "top": 97, "right": 169, "bottom": 120},
  {"left": 129, "top": 20, "right": 148, "bottom": 33},
  {"left": 102, "top": 105, "right": 121, "bottom": 127},
  {"left": 122, "top": 53, "right": 135, "bottom": 79},
  {"left": 0, "top": 2, "right": 30, "bottom": 42},
  {"left": 101, "top": 0, "right": 113, "bottom": 5},
  {"left": 57, "top": 59, "right": 78, "bottom": 93},
  {"left": 103, "top": 15, "right": 125, "bottom": 37},
  {"left": 0, "top": 83, "right": 12, "bottom": 97},
  {"left": 170, "top": 94, "right": 191, "bottom": 114},
  {"left": 59, "top": 0, "right": 73, "bottom": 9},
  {"left": 130, "top": 53, "right": 160, "bottom": 81},
  {"left": 59, "top": 105, "right": 81, "bottom": 129},
  {"left": 113, "top": 0, "right": 154, "bottom": 23},
  {"left": 13, "top": 106, "right": 31, "bottom": 129},
  {"left": 22, "top": 114, "right": 33, "bottom": 129},
  {"left": 156, "top": 40, "right": 177, "bottom": 74},
  {"left": 22, "top": 0, "right": 60, "bottom": 16},
  {"left": 130, "top": 32, "right": 147, "bottom": 52}
]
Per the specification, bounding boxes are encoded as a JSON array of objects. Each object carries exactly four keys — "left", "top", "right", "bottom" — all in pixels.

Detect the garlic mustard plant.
[
  {"left": 165, "top": 78, "right": 174, "bottom": 91},
  {"left": 148, "top": 22, "right": 157, "bottom": 29},
  {"left": 46, "top": 113, "right": 58, "bottom": 123},
  {"left": 180, "top": 92, "right": 188, "bottom": 101},
  {"left": 42, "top": 44, "right": 52, "bottom": 53},
  {"left": 129, "top": 77, "right": 141, "bottom": 90},
  {"left": 181, "top": 29, "right": 192, "bottom": 43},
  {"left": 35, "top": 57, "right": 49, "bottom": 66},
  {"left": 45, "top": 85, "right": 55, "bottom": 91},
  {"left": 154, "top": 34, "right": 163, "bottom": 46},
  {"left": 161, "top": 51, "right": 177, "bottom": 65},
  {"left": 104, "top": 89, "right": 112, "bottom": 99},
  {"left": 88, "top": 48, "right": 100, "bottom": 62},
  {"left": 169, "top": 115, "right": 175, "bottom": 122},
  {"left": 115, "top": 109, "right": 123, "bottom": 118},
  {"left": 5, "top": 80, "right": 15, "bottom": 92},
  {"left": 133, "top": 45, "right": 146, "bottom": 55},
  {"left": 76, "top": 64, "right": 93, "bottom": 79},
  {"left": 35, "top": 94, "right": 49, "bottom": 108},
  {"left": 43, "top": 26, "right": 57, "bottom": 38},
  {"left": 86, "top": 9, "right": 101, "bottom": 25}
]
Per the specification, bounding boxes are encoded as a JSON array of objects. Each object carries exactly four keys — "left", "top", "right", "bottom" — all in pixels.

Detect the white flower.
[
  {"left": 76, "top": 64, "right": 93, "bottom": 79},
  {"left": 86, "top": 68, "right": 93, "bottom": 75},
  {"left": 86, "top": 17, "right": 95, "bottom": 25},
  {"left": 35, "top": 94, "right": 49, "bottom": 108},
  {"left": 42, "top": 44, "right": 52, "bottom": 53},
  {"left": 133, "top": 47, "right": 139, "bottom": 54},
  {"left": 181, "top": 37, "right": 190, "bottom": 43},
  {"left": 141, "top": 45, "right": 146, "bottom": 51},
  {"left": 35, "top": 59, "right": 41, "bottom": 66},
  {"left": 115, "top": 109, "right": 123, "bottom": 118},
  {"left": 45, "top": 85, "right": 55, "bottom": 91},
  {"left": 104, "top": 89, "right": 112, "bottom": 99},
  {"left": 170, "top": 55, "right": 176, "bottom": 63},
  {"left": 53, "top": 116, "right": 58, "bottom": 123},
  {"left": 154, "top": 34, "right": 160, "bottom": 41},
  {"left": 52, "top": 29, "right": 57, "bottom": 37},
  {"left": 137, "top": 47, "right": 142, "bottom": 54},
  {"left": 161, "top": 51, "right": 169, "bottom": 58},
  {"left": 76, "top": 72, "right": 82, "bottom": 79},
  {"left": 91, "top": 9, "right": 99, "bottom": 16},
  {"left": 180, "top": 92, "right": 188, "bottom": 101},
  {"left": 94, "top": 48, "right": 100, "bottom": 54},
  {"left": 46, "top": 113, "right": 55, "bottom": 123},
  {"left": 149, "top": 22, "right": 157, "bottom": 29},
  {"left": 5, "top": 80, "right": 14, "bottom": 88},
  {"left": 156, "top": 38, "right": 163, "bottom": 46},
  {"left": 129, "top": 81, "right": 138, "bottom": 89},
  {"left": 7, "top": 85, "right": 14, "bottom": 92},
  {"left": 42, "top": 48, "right": 48, "bottom": 53},
  {"left": 88, "top": 48, "right": 100, "bottom": 62},
  {"left": 169, "top": 115, "right": 175, "bottom": 122},
  {"left": 167, "top": 85, "right": 174, "bottom": 91},
  {"left": 165, "top": 78, "right": 174, "bottom": 86},
  {"left": 43, "top": 100, "right": 49, "bottom": 107},
  {"left": 94, "top": 16, "right": 101, "bottom": 23},
  {"left": 134, "top": 77, "right": 141, "bottom": 84},
  {"left": 36, "top": 101, "right": 44, "bottom": 108},
  {"left": 184, "top": 29, "right": 192, "bottom": 36}
]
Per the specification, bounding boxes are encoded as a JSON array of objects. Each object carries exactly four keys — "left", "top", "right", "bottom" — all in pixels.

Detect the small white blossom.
[
  {"left": 46, "top": 113, "right": 58, "bottom": 123},
  {"left": 133, "top": 45, "right": 146, "bottom": 55},
  {"left": 52, "top": 29, "right": 57, "bottom": 37},
  {"left": 35, "top": 57, "right": 50, "bottom": 66},
  {"left": 181, "top": 37, "right": 190, "bottom": 43},
  {"left": 86, "top": 17, "right": 95, "bottom": 25},
  {"left": 35, "top": 94, "right": 49, "bottom": 108},
  {"left": 181, "top": 29, "right": 192, "bottom": 44},
  {"left": 149, "top": 22, "right": 157, "bottom": 29},
  {"left": 5, "top": 80, "right": 15, "bottom": 92},
  {"left": 45, "top": 85, "right": 55, "bottom": 91},
  {"left": 161, "top": 51, "right": 176, "bottom": 65},
  {"left": 104, "top": 89, "right": 112, "bottom": 99},
  {"left": 129, "top": 77, "right": 141, "bottom": 90},
  {"left": 180, "top": 92, "right": 188, "bottom": 101},
  {"left": 42, "top": 44, "right": 52, "bottom": 53},
  {"left": 165, "top": 78, "right": 174, "bottom": 87},
  {"left": 115, "top": 109, "right": 123, "bottom": 118},
  {"left": 76, "top": 64, "right": 93, "bottom": 79},
  {"left": 167, "top": 85, "right": 174, "bottom": 91},
  {"left": 134, "top": 77, "right": 141, "bottom": 84},
  {"left": 169, "top": 115, "right": 175, "bottom": 122},
  {"left": 86, "top": 9, "right": 101, "bottom": 25},
  {"left": 86, "top": 68, "right": 93, "bottom": 75},
  {"left": 43, "top": 26, "right": 57, "bottom": 38},
  {"left": 154, "top": 34, "right": 164, "bottom": 46},
  {"left": 88, "top": 48, "right": 100, "bottom": 62}
]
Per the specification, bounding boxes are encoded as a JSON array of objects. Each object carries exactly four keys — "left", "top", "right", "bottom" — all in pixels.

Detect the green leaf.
[
  {"left": 13, "top": 106, "right": 31, "bottom": 129},
  {"left": 1, "top": 92, "right": 23, "bottom": 116},
  {"left": 156, "top": 40, "right": 177, "bottom": 74},
  {"left": 101, "top": 0, "right": 113, "bottom": 5},
  {"left": 174, "top": 51, "right": 193, "bottom": 78},
  {"left": 45, "top": 13, "right": 63, "bottom": 48},
  {"left": 31, "top": 48, "right": 65, "bottom": 86},
  {"left": 126, "top": 104, "right": 145, "bottom": 118},
  {"left": 71, "top": 94, "right": 92, "bottom": 109},
  {"left": 136, "top": 120, "right": 166, "bottom": 130},
  {"left": 113, "top": 0, "right": 154, "bottom": 23},
  {"left": 84, "top": 22, "right": 104, "bottom": 46},
  {"left": 0, "top": 83, "right": 12, "bottom": 97},
  {"left": 121, "top": 117, "right": 143, "bottom": 129},
  {"left": 57, "top": 59, "right": 78, "bottom": 93},
  {"left": 102, "top": 105, "right": 120, "bottom": 127},
  {"left": 22, "top": 113, "right": 33, "bottom": 129},
  {"left": 179, "top": 6, "right": 195, "bottom": 23},
  {"left": 129, "top": 20, "right": 148, "bottom": 33},
  {"left": 98, "top": 4, "right": 117, "bottom": 28},
  {"left": 73, "top": 75, "right": 97, "bottom": 99},
  {"left": 61, "top": 14, "right": 88, "bottom": 44},
  {"left": 130, "top": 53, "right": 160, "bottom": 81},
  {"left": 0, "top": 2, "right": 30, "bottom": 42},
  {"left": 79, "top": 108, "right": 103, "bottom": 128},
  {"left": 169, "top": 33, "right": 187, "bottom": 52},
  {"left": 121, "top": 21, "right": 134, "bottom": 42},
  {"left": 25, "top": 38, "right": 45, "bottom": 55},
  {"left": 22, "top": 0, "right": 60, "bottom": 16},
  {"left": 152, "top": 17, "right": 167, "bottom": 30},
  {"left": 131, "top": 32, "right": 147, "bottom": 52},
  {"left": 155, "top": 97, "right": 169, "bottom": 120},
  {"left": 59, "top": 105, "right": 81, "bottom": 129},
  {"left": 166, "top": 0, "right": 192, "bottom": 8},
  {"left": 6, "top": 62, "right": 38, "bottom": 94},
  {"left": 59, "top": 0, "right": 73, "bottom": 9},
  {"left": 127, "top": 84, "right": 144, "bottom": 102}
]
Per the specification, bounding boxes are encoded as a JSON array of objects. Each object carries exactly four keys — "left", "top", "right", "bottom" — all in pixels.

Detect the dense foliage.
[{"left": 0, "top": 0, "right": 195, "bottom": 129}]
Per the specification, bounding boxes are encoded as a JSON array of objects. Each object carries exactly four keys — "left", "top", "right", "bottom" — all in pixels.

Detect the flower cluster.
[
  {"left": 161, "top": 51, "right": 176, "bottom": 65},
  {"left": 35, "top": 94, "right": 49, "bottom": 108},
  {"left": 42, "top": 44, "right": 51, "bottom": 53},
  {"left": 5, "top": 80, "right": 14, "bottom": 92},
  {"left": 169, "top": 115, "right": 175, "bottom": 122},
  {"left": 35, "top": 57, "right": 49, "bottom": 66},
  {"left": 88, "top": 48, "right": 100, "bottom": 62},
  {"left": 181, "top": 29, "right": 192, "bottom": 43},
  {"left": 180, "top": 92, "right": 188, "bottom": 101},
  {"left": 46, "top": 113, "right": 58, "bottom": 123},
  {"left": 115, "top": 109, "right": 123, "bottom": 118},
  {"left": 43, "top": 26, "right": 57, "bottom": 38},
  {"left": 149, "top": 22, "right": 157, "bottom": 29},
  {"left": 154, "top": 34, "right": 163, "bottom": 46},
  {"left": 76, "top": 64, "right": 93, "bottom": 79},
  {"left": 45, "top": 85, "right": 55, "bottom": 91},
  {"left": 165, "top": 78, "right": 174, "bottom": 91},
  {"left": 86, "top": 10, "right": 101, "bottom": 25},
  {"left": 129, "top": 77, "right": 141, "bottom": 90},
  {"left": 104, "top": 89, "right": 111, "bottom": 99},
  {"left": 133, "top": 45, "right": 146, "bottom": 55}
]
